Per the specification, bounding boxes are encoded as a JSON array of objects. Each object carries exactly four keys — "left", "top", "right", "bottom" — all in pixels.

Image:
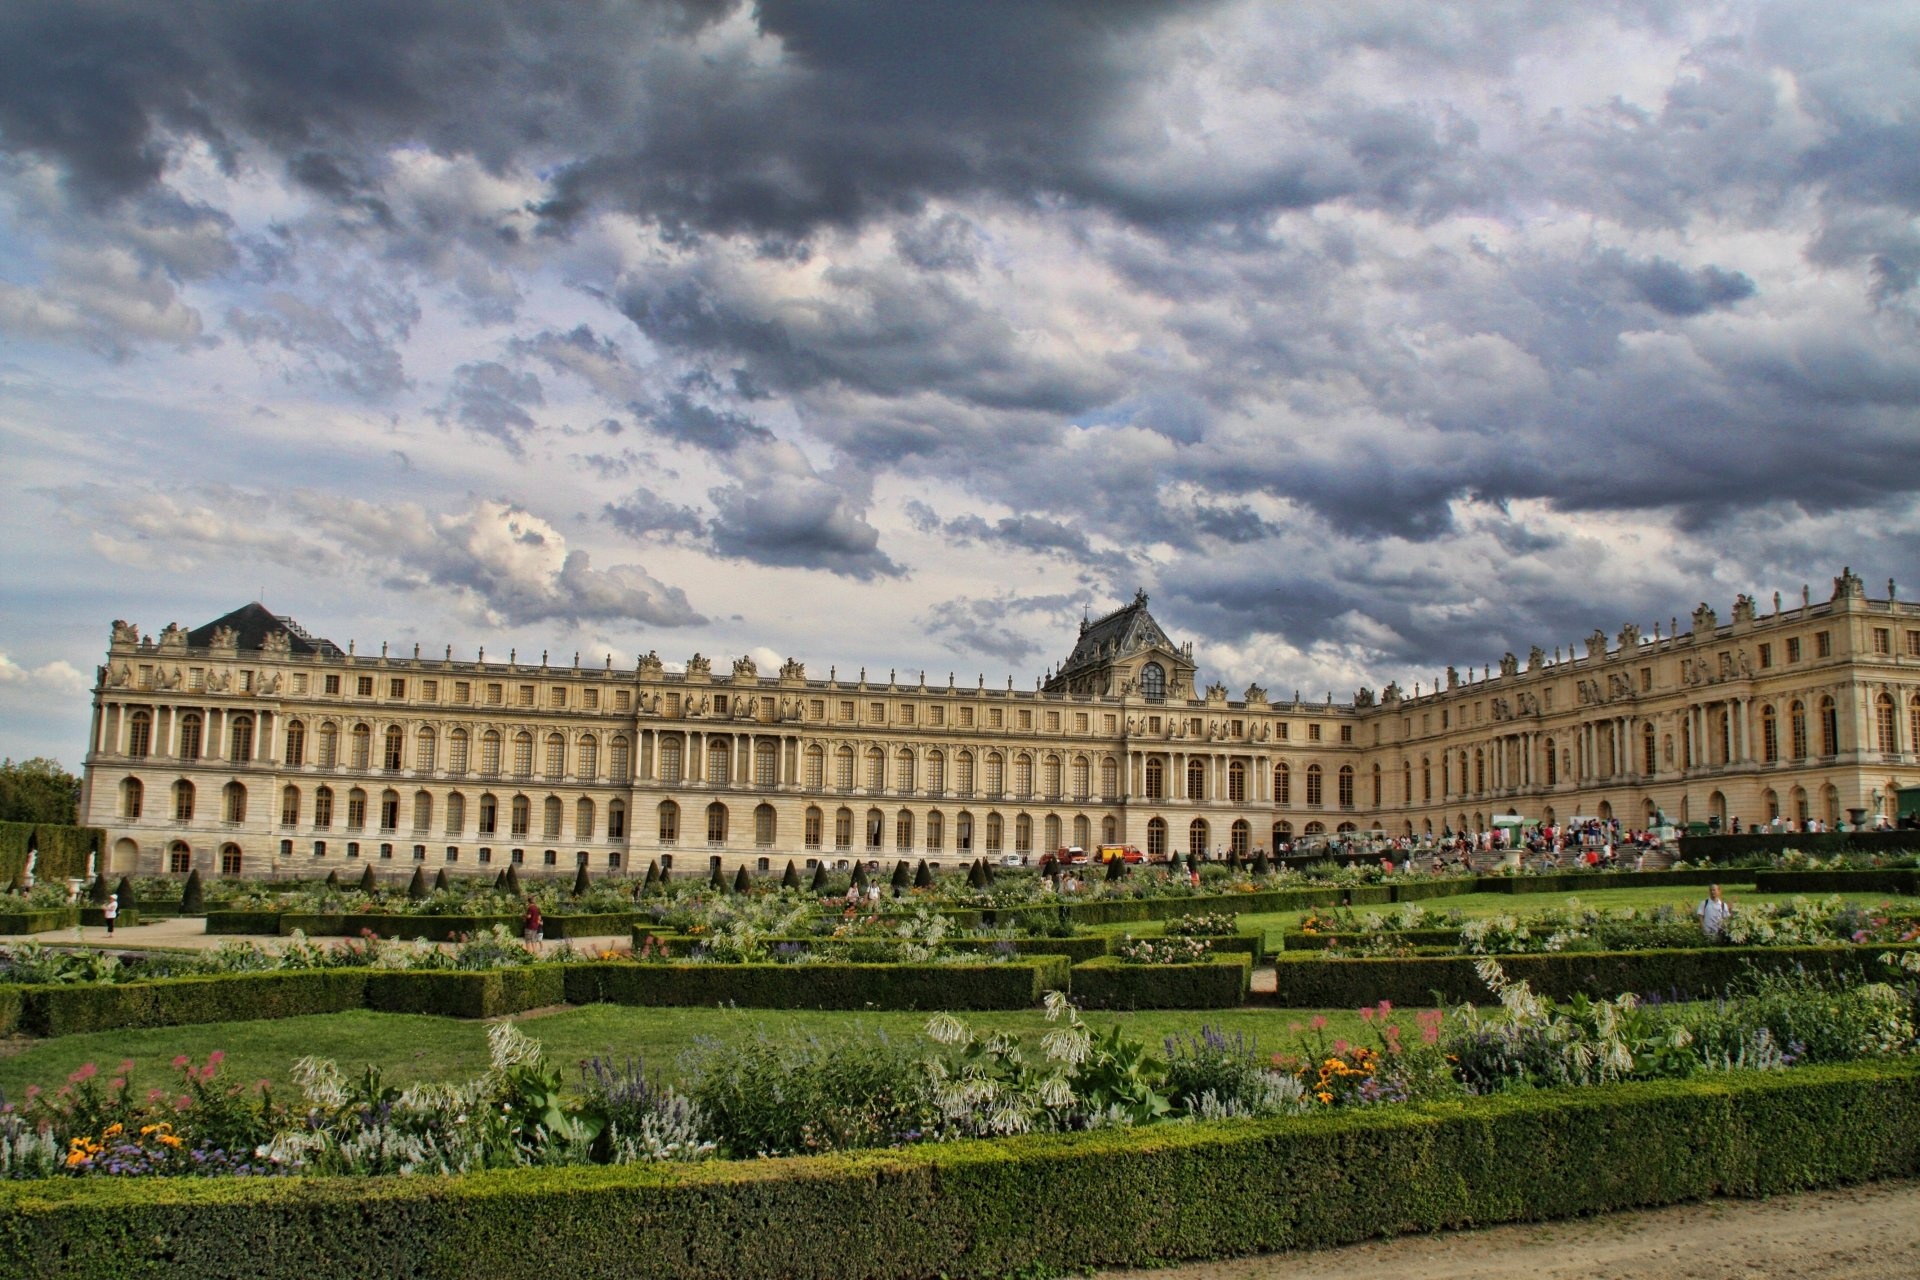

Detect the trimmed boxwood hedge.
[
  {"left": 203, "top": 910, "right": 284, "bottom": 935},
  {"left": 1752, "top": 868, "right": 1920, "bottom": 895},
  {"left": 1070, "top": 954, "right": 1251, "bottom": 1010},
  {"left": 363, "top": 967, "right": 567, "bottom": 1019},
  {"left": 0, "top": 908, "right": 78, "bottom": 934},
  {"left": 1264, "top": 942, "right": 1920, "bottom": 1008},
  {"left": 563, "top": 957, "right": 1069, "bottom": 1011},
  {"left": 1681, "top": 831, "right": 1920, "bottom": 862},
  {"left": 1, "top": 1059, "right": 1914, "bottom": 1280},
  {"left": 0, "top": 820, "right": 105, "bottom": 888},
  {"left": 78, "top": 907, "right": 139, "bottom": 929},
  {"left": 1281, "top": 928, "right": 1460, "bottom": 951},
  {"left": 12, "top": 970, "right": 369, "bottom": 1037},
  {"left": 267, "top": 911, "right": 644, "bottom": 940}
]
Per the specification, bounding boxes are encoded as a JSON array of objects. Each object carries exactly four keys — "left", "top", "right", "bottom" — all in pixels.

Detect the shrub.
[
  {"left": 564, "top": 958, "right": 1069, "bottom": 1011},
  {"left": 687, "top": 1030, "right": 934, "bottom": 1157},
  {"left": 1071, "top": 955, "right": 1251, "bottom": 1010},
  {"left": 18, "top": 970, "right": 369, "bottom": 1037},
  {"left": 362, "top": 967, "right": 566, "bottom": 1019}
]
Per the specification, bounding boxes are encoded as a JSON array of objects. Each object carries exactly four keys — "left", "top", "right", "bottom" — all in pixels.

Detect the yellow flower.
[
  {"left": 102, "top": 1122, "right": 124, "bottom": 1138},
  {"left": 1316, "top": 1091, "right": 1334, "bottom": 1104},
  {"left": 157, "top": 1134, "right": 183, "bottom": 1149}
]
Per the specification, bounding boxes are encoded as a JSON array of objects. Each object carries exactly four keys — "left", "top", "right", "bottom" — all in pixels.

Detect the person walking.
[
  {"left": 521, "top": 897, "right": 543, "bottom": 948},
  {"left": 1695, "top": 884, "right": 1733, "bottom": 940},
  {"left": 103, "top": 892, "right": 119, "bottom": 937}
]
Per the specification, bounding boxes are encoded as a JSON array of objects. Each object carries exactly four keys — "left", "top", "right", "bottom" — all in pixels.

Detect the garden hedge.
[
  {"left": 258, "top": 911, "right": 643, "bottom": 940},
  {"left": 0, "top": 820, "right": 105, "bottom": 888},
  {"left": 1070, "top": 954, "right": 1251, "bottom": 1010},
  {"left": 203, "top": 911, "right": 284, "bottom": 935},
  {"left": 1264, "top": 942, "right": 1920, "bottom": 1008},
  {"left": 1752, "top": 869, "right": 1920, "bottom": 895},
  {"left": 1, "top": 1059, "right": 1915, "bottom": 1280},
  {"left": 362, "top": 967, "right": 567, "bottom": 1020},
  {"left": 628, "top": 932, "right": 1114, "bottom": 964},
  {"left": 78, "top": 908, "right": 139, "bottom": 929},
  {"left": 563, "top": 957, "right": 1069, "bottom": 1011},
  {"left": 1680, "top": 831, "right": 1920, "bottom": 862},
  {"left": 10, "top": 970, "right": 369, "bottom": 1038},
  {"left": 0, "top": 909, "right": 78, "bottom": 934}
]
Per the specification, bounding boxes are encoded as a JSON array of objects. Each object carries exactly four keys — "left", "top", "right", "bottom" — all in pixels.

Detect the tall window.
[
  {"left": 1421, "top": 757, "right": 1432, "bottom": 801},
  {"left": 1141, "top": 662, "right": 1166, "bottom": 700},
  {"left": 513, "top": 732, "right": 534, "bottom": 777},
  {"left": 956, "top": 751, "right": 975, "bottom": 796},
  {"left": 928, "top": 750, "right": 946, "bottom": 795},
  {"left": 984, "top": 812, "right": 1003, "bottom": 852},
  {"left": 121, "top": 777, "right": 143, "bottom": 819},
  {"left": 1337, "top": 765, "right": 1355, "bottom": 809},
  {"left": 661, "top": 739, "right": 683, "bottom": 784},
  {"left": 412, "top": 791, "right": 432, "bottom": 833},
  {"left": 707, "top": 742, "right": 730, "bottom": 785},
  {"left": 415, "top": 728, "right": 436, "bottom": 772},
  {"left": 284, "top": 720, "right": 306, "bottom": 767},
  {"left": 1229, "top": 761, "right": 1247, "bottom": 803},
  {"left": 350, "top": 724, "right": 371, "bottom": 769},
  {"left": 318, "top": 723, "right": 339, "bottom": 768},
  {"left": 1015, "top": 754, "right": 1034, "bottom": 798},
  {"left": 607, "top": 800, "right": 626, "bottom": 839},
  {"left": 609, "top": 736, "right": 630, "bottom": 782},
  {"left": 658, "top": 801, "right": 679, "bottom": 844},
  {"left": 1014, "top": 813, "right": 1032, "bottom": 853},
  {"left": 805, "top": 806, "right": 823, "bottom": 849},
  {"left": 759, "top": 743, "right": 781, "bottom": 787},
  {"left": 128, "top": 711, "right": 152, "bottom": 758},
  {"left": 510, "top": 795, "right": 531, "bottom": 837},
  {"left": 834, "top": 746, "right": 854, "bottom": 791},
  {"left": 1145, "top": 758, "right": 1164, "bottom": 799},
  {"left": 1643, "top": 723, "right": 1657, "bottom": 775},
  {"left": 223, "top": 781, "right": 247, "bottom": 823},
  {"left": 1819, "top": 696, "right": 1838, "bottom": 756},
  {"left": 575, "top": 798, "right": 595, "bottom": 840},
  {"left": 805, "top": 745, "right": 825, "bottom": 790},
  {"left": 836, "top": 807, "right": 855, "bottom": 850},
  {"left": 1305, "top": 764, "right": 1322, "bottom": 807},
  {"left": 578, "top": 735, "right": 598, "bottom": 779},
  {"left": 1101, "top": 757, "right": 1118, "bottom": 800},
  {"left": 179, "top": 713, "right": 203, "bottom": 760},
  {"left": 926, "top": 810, "right": 944, "bottom": 850},
  {"left": 280, "top": 785, "right": 300, "bottom": 827},
  {"left": 541, "top": 733, "right": 562, "bottom": 779},
  {"left": 1370, "top": 764, "right": 1381, "bottom": 807},
  {"left": 478, "top": 793, "right": 497, "bottom": 836},
  {"left": 230, "top": 715, "right": 255, "bottom": 762},
  {"left": 1072, "top": 757, "right": 1090, "bottom": 800},
  {"left": 379, "top": 790, "right": 399, "bottom": 831},
  {"left": 1146, "top": 816, "right": 1167, "bottom": 859},
  {"left": 1790, "top": 701, "right": 1807, "bottom": 759},
  {"left": 445, "top": 792, "right": 465, "bottom": 836},
  {"left": 757, "top": 804, "right": 777, "bottom": 847},
  {"left": 1185, "top": 759, "right": 1204, "bottom": 801},
  {"left": 1045, "top": 755, "right": 1062, "bottom": 799},
  {"left": 865, "top": 747, "right": 885, "bottom": 792},
  {"left": 1274, "top": 762, "right": 1290, "bottom": 805},
  {"left": 984, "top": 753, "right": 1004, "bottom": 796},
  {"left": 314, "top": 786, "right": 334, "bottom": 829},
  {"left": 173, "top": 779, "right": 195, "bottom": 822},
  {"left": 1876, "top": 694, "right": 1897, "bottom": 754},
  {"left": 544, "top": 796, "right": 563, "bottom": 839},
  {"left": 1761, "top": 707, "right": 1778, "bottom": 763},
  {"left": 954, "top": 811, "right": 971, "bottom": 851},
  {"left": 448, "top": 729, "right": 469, "bottom": 774}
]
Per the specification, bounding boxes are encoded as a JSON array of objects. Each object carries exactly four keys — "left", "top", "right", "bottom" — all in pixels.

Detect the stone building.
[{"left": 79, "top": 571, "right": 1920, "bottom": 879}]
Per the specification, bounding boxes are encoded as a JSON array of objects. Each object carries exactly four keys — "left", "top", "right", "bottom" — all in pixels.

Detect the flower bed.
[
  {"left": 2, "top": 1058, "right": 1917, "bottom": 1280},
  {"left": 562, "top": 957, "right": 1069, "bottom": 1011}
]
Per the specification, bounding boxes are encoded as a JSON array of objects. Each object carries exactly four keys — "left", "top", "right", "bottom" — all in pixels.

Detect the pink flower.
[
  {"left": 1377, "top": 999, "right": 1392, "bottom": 1014},
  {"left": 23, "top": 1085, "right": 39, "bottom": 1101},
  {"left": 1309, "top": 1015, "right": 1328, "bottom": 1031},
  {"left": 1332, "top": 1039, "right": 1349, "bottom": 1056},
  {"left": 68, "top": 1063, "right": 98, "bottom": 1085},
  {"left": 118, "top": 1060, "right": 134, "bottom": 1075},
  {"left": 172, "top": 1055, "right": 190, "bottom": 1069},
  {"left": 206, "top": 1051, "right": 225, "bottom": 1068}
]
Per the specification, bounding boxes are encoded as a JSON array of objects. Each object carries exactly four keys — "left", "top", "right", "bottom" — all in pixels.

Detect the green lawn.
[{"left": 0, "top": 1003, "right": 1375, "bottom": 1103}]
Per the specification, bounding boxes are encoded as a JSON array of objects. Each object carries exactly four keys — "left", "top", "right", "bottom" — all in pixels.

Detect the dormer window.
[{"left": 1141, "top": 661, "right": 1166, "bottom": 701}]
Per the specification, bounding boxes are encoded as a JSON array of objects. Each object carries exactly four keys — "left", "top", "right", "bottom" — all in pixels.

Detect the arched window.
[
  {"left": 1421, "top": 756, "right": 1432, "bottom": 801},
  {"left": 927, "top": 809, "right": 944, "bottom": 850},
  {"left": 544, "top": 733, "right": 565, "bottom": 779},
  {"left": 1186, "top": 759, "right": 1204, "bottom": 801},
  {"left": 1760, "top": 707, "right": 1778, "bottom": 763},
  {"left": 927, "top": 750, "right": 946, "bottom": 795},
  {"left": 1145, "top": 758, "right": 1165, "bottom": 799},
  {"left": 1272, "top": 820, "right": 1292, "bottom": 848},
  {"left": 284, "top": 720, "right": 306, "bottom": 767},
  {"left": 1911, "top": 697, "right": 1920, "bottom": 760},
  {"left": 1305, "top": 764, "right": 1322, "bottom": 807},
  {"left": 607, "top": 799, "right": 626, "bottom": 839},
  {"left": 1274, "top": 762, "right": 1290, "bottom": 806},
  {"left": 834, "top": 745, "right": 854, "bottom": 792},
  {"left": 510, "top": 794, "right": 531, "bottom": 837},
  {"left": 378, "top": 788, "right": 399, "bottom": 831},
  {"left": 223, "top": 781, "right": 246, "bottom": 823},
  {"left": 805, "top": 805, "right": 824, "bottom": 849},
  {"left": 1146, "top": 817, "right": 1168, "bottom": 859},
  {"left": 1102, "top": 815, "right": 1117, "bottom": 844},
  {"left": 1230, "top": 819, "right": 1250, "bottom": 857},
  {"left": 805, "top": 744, "right": 826, "bottom": 790},
  {"left": 1044, "top": 754, "right": 1062, "bottom": 799},
  {"left": 1401, "top": 761, "right": 1411, "bottom": 805},
  {"left": 984, "top": 752, "right": 1005, "bottom": 796},
  {"left": 1876, "top": 693, "right": 1897, "bottom": 754},
  {"left": 350, "top": 724, "right": 371, "bottom": 770},
  {"left": 412, "top": 790, "right": 432, "bottom": 833},
  {"left": 1789, "top": 701, "right": 1807, "bottom": 759},
  {"left": 609, "top": 736, "right": 630, "bottom": 782},
  {"left": 1014, "top": 813, "right": 1032, "bottom": 853},
  {"left": 1473, "top": 748, "right": 1485, "bottom": 793},
  {"left": 1044, "top": 814, "right": 1063, "bottom": 852},
  {"left": 896, "top": 808, "right": 914, "bottom": 851},
  {"left": 513, "top": 732, "right": 534, "bottom": 777},
  {"left": 128, "top": 710, "right": 152, "bottom": 758},
  {"left": 179, "top": 713, "right": 203, "bottom": 760},
  {"left": 1100, "top": 756, "right": 1118, "bottom": 800},
  {"left": 543, "top": 795, "right": 563, "bottom": 839},
  {"left": 756, "top": 804, "right": 776, "bottom": 847},
  {"left": 1072, "top": 814, "right": 1090, "bottom": 848},
  {"left": 1819, "top": 696, "right": 1838, "bottom": 756},
  {"left": 477, "top": 792, "right": 497, "bottom": 835},
  {"left": 865, "top": 807, "right": 885, "bottom": 849},
  {"left": 865, "top": 746, "right": 885, "bottom": 792},
  {"left": 1642, "top": 723, "right": 1656, "bottom": 775},
  {"left": 1014, "top": 753, "right": 1033, "bottom": 798},
  {"left": 984, "top": 812, "right": 1003, "bottom": 852},
  {"left": 836, "top": 806, "right": 855, "bottom": 850},
  {"left": 314, "top": 786, "right": 334, "bottom": 829},
  {"left": 955, "top": 810, "right": 973, "bottom": 851},
  {"left": 445, "top": 792, "right": 466, "bottom": 836},
  {"left": 1141, "top": 662, "right": 1166, "bottom": 701},
  {"left": 1370, "top": 764, "right": 1381, "bottom": 807},
  {"left": 1338, "top": 765, "right": 1355, "bottom": 809},
  {"left": 658, "top": 800, "right": 680, "bottom": 844},
  {"left": 173, "top": 779, "right": 195, "bottom": 822},
  {"left": 956, "top": 751, "right": 976, "bottom": 796},
  {"left": 415, "top": 728, "right": 436, "bottom": 773},
  {"left": 219, "top": 844, "right": 243, "bottom": 876},
  {"left": 280, "top": 785, "right": 300, "bottom": 827},
  {"left": 895, "top": 748, "right": 915, "bottom": 793},
  {"left": 1187, "top": 818, "right": 1209, "bottom": 859},
  {"left": 121, "top": 777, "right": 144, "bottom": 819},
  {"left": 1072, "top": 756, "right": 1090, "bottom": 801},
  {"left": 576, "top": 797, "right": 595, "bottom": 840},
  {"left": 447, "top": 728, "right": 469, "bottom": 774},
  {"left": 1229, "top": 760, "right": 1247, "bottom": 803},
  {"left": 480, "top": 730, "right": 502, "bottom": 775},
  {"left": 380, "top": 725, "right": 402, "bottom": 772},
  {"left": 578, "top": 735, "right": 599, "bottom": 780}
]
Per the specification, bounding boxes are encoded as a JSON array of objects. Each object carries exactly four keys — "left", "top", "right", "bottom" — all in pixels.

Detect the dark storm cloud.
[
  {"left": 1607, "top": 253, "right": 1757, "bottom": 317},
  {"left": 602, "top": 488, "right": 708, "bottom": 541}
]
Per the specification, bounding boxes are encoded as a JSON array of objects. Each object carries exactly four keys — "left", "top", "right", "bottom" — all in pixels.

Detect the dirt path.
[{"left": 1097, "top": 1179, "right": 1920, "bottom": 1280}]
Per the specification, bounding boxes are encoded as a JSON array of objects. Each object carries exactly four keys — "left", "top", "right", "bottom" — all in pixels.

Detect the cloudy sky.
[{"left": 3, "top": 0, "right": 1918, "bottom": 768}]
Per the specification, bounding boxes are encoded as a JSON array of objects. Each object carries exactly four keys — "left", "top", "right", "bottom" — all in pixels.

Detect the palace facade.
[{"left": 79, "top": 570, "right": 1920, "bottom": 879}]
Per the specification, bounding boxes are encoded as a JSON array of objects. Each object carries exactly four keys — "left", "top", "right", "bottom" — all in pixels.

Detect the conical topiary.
[
  {"left": 114, "top": 876, "right": 135, "bottom": 910},
  {"left": 180, "top": 868, "right": 205, "bottom": 914},
  {"left": 1227, "top": 848, "right": 1243, "bottom": 871},
  {"left": 967, "top": 859, "right": 987, "bottom": 890},
  {"left": 1251, "top": 851, "right": 1270, "bottom": 876},
  {"left": 913, "top": 859, "right": 933, "bottom": 890},
  {"left": 88, "top": 872, "right": 109, "bottom": 904},
  {"left": 573, "top": 861, "right": 591, "bottom": 896},
  {"left": 782, "top": 860, "right": 801, "bottom": 891},
  {"left": 710, "top": 862, "right": 727, "bottom": 891},
  {"left": 890, "top": 859, "right": 911, "bottom": 895},
  {"left": 503, "top": 864, "right": 522, "bottom": 896},
  {"left": 405, "top": 866, "right": 428, "bottom": 900},
  {"left": 357, "top": 864, "right": 377, "bottom": 895},
  {"left": 733, "top": 865, "right": 751, "bottom": 894},
  {"left": 493, "top": 869, "right": 507, "bottom": 890},
  {"left": 982, "top": 857, "right": 997, "bottom": 883},
  {"left": 809, "top": 861, "right": 829, "bottom": 893},
  {"left": 325, "top": 869, "right": 342, "bottom": 889},
  {"left": 433, "top": 867, "right": 451, "bottom": 892},
  {"left": 642, "top": 860, "right": 660, "bottom": 891},
  {"left": 851, "top": 861, "right": 869, "bottom": 890}
]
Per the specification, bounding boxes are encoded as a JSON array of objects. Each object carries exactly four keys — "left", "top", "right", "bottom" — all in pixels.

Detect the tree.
[{"left": 0, "top": 757, "right": 80, "bottom": 825}]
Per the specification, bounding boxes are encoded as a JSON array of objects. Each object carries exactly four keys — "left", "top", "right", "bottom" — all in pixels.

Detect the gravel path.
[{"left": 1096, "top": 1179, "right": 1920, "bottom": 1280}]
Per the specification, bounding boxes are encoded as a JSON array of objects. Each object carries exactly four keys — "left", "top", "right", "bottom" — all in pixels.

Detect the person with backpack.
[{"left": 1695, "top": 884, "right": 1733, "bottom": 940}]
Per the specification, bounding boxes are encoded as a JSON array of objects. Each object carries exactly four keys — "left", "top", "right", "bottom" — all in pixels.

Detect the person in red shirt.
[{"left": 522, "top": 898, "right": 543, "bottom": 947}]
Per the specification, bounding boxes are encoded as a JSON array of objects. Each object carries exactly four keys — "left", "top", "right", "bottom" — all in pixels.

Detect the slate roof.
[
  {"left": 1053, "top": 590, "right": 1176, "bottom": 682},
  {"left": 189, "top": 603, "right": 344, "bottom": 657}
]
